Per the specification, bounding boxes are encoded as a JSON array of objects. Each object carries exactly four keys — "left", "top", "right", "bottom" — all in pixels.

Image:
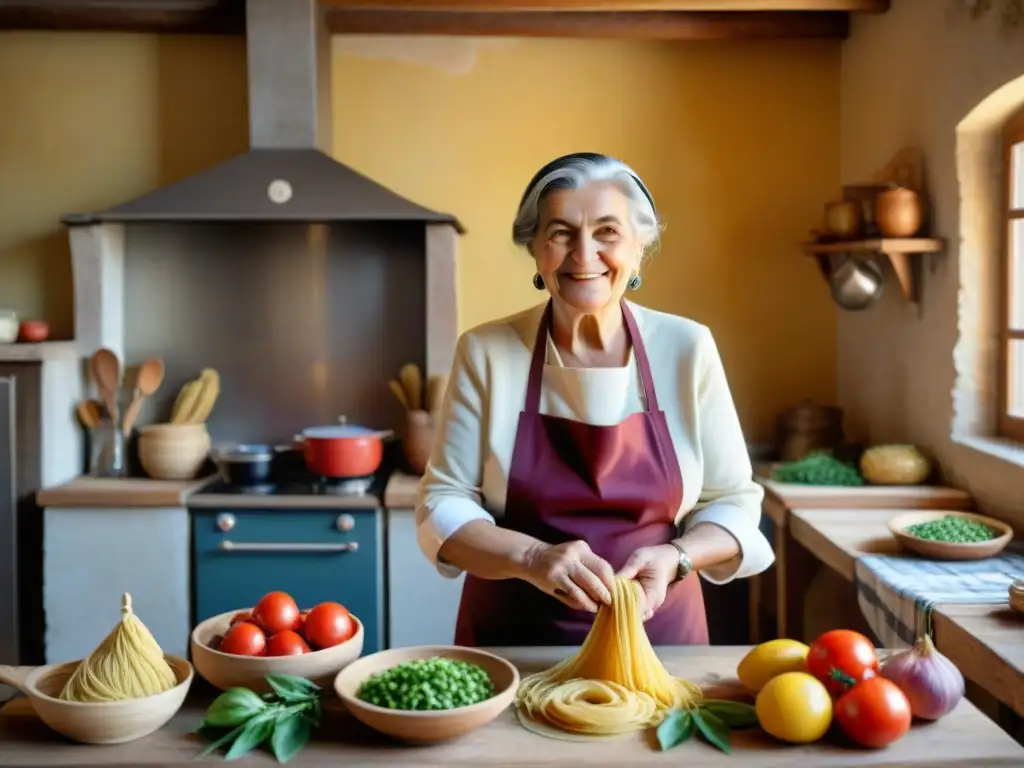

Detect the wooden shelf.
[
  {"left": 802, "top": 237, "right": 945, "bottom": 303},
  {"left": 0, "top": 341, "right": 79, "bottom": 363}
]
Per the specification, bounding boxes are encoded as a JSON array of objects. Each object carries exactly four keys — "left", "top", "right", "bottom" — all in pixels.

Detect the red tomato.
[
  {"left": 303, "top": 602, "right": 355, "bottom": 650},
  {"left": 218, "top": 621, "right": 266, "bottom": 656},
  {"left": 229, "top": 610, "right": 253, "bottom": 626},
  {"left": 252, "top": 591, "right": 300, "bottom": 635},
  {"left": 835, "top": 677, "right": 912, "bottom": 748},
  {"left": 266, "top": 629, "right": 310, "bottom": 656},
  {"left": 807, "top": 629, "right": 879, "bottom": 696}
]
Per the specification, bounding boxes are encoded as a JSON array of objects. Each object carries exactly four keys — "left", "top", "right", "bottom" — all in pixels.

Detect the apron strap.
[{"left": 525, "top": 300, "right": 660, "bottom": 414}]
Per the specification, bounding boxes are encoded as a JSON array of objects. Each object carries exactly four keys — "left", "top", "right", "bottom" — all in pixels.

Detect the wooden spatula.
[
  {"left": 90, "top": 348, "right": 121, "bottom": 427},
  {"left": 121, "top": 357, "right": 165, "bottom": 436}
]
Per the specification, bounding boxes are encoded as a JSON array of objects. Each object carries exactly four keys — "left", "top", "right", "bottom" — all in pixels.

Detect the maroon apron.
[{"left": 453, "top": 300, "right": 708, "bottom": 647}]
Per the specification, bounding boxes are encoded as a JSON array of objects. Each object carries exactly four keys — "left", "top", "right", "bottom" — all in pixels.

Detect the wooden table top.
[
  {"left": 756, "top": 477, "right": 974, "bottom": 515},
  {"left": 788, "top": 508, "right": 901, "bottom": 580},
  {"left": 1, "top": 646, "right": 1021, "bottom": 767}
]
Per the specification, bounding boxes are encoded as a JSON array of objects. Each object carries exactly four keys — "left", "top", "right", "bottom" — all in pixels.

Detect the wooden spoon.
[
  {"left": 75, "top": 400, "right": 103, "bottom": 429},
  {"left": 90, "top": 348, "right": 121, "bottom": 427},
  {"left": 121, "top": 357, "right": 165, "bottom": 436}
]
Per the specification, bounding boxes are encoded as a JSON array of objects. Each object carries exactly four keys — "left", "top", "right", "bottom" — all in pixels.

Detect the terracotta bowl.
[
  {"left": 190, "top": 609, "right": 364, "bottom": 693},
  {"left": 0, "top": 655, "right": 193, "bottom": 745},
  {"left": 334, "top": 645, "right": 519, "bottom": 744},
  {"left": 888, "top": 510, "right": 1014, "bottom": 561}
]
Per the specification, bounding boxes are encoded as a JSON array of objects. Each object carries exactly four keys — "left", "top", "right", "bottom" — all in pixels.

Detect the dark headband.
[{"left": 518, "top": 152, "right": 656, "bottom": 215}]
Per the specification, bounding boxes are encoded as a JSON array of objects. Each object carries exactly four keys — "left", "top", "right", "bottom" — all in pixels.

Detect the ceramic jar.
[
  {"left": 0, "top": 310, "right": 18, "bottom": 343},
  {"left": 875, "top": 187, "right": 924, "bottom": 238}
]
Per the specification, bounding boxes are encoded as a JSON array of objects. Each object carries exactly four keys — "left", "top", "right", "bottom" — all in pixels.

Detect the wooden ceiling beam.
[
  {"left": 0, "top": 1, "right": 246, "bottom": 34},
  {"left": 320, "top": 0, "right": 888, "bottom": 12},
  {"left": 325, "top": 9, "right": 849, "bottom": 39}
]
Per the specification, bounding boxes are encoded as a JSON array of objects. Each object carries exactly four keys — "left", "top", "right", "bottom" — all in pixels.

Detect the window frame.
[{"left": 999, "top": 107, "right": 1024, "bottom": 442}]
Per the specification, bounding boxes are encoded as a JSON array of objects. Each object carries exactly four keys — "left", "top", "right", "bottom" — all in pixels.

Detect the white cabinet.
[
  {"left": 43, "top": 506, "right": 191, "bottom": 663},
  {"left": 386, "top": 508, "right": 464, "bottom": 648}
]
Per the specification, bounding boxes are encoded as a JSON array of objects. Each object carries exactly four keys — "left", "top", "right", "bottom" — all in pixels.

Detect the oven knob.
[
  {"left": 336, "top": 514, "right": 355, "bottom": 532},
  {"left": 216, "top": 513, "right": 236, "bottom": 532}
]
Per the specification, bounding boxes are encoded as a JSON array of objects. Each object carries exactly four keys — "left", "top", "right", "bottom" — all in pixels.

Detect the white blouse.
[{"left": 415, "top": 300, "right": 775, "bottom": 584}]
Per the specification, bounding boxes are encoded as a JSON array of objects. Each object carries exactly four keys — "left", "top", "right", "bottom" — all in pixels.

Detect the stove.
[{"left": 199, "top": 475, "right": 376, "bottom": 498}]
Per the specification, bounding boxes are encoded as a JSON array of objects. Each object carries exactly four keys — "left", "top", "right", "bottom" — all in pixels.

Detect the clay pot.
[
  {"left": 403, "top": 410, "right": 436, "bottom": 475},
  {"left": 18, "top": 320, "right": 50, "bottom": 343},
  {"left": 875, "top": 187, "right": 924, "bottom": 238},
  {"left": 823, "top": 200, "right": 862, "bottom": 238}
]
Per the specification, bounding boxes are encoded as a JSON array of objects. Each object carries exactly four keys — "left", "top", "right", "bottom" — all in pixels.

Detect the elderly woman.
[{"left": 415, "top": 152, "right": 774, "bottom": 647}]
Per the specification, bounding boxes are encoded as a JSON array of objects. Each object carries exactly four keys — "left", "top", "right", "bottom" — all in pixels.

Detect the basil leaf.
[
  {"left": 225, "top": 714, "right": 275, "bottom": 761},
  {"left": 700, "top": 700, "right": 759, "bottom": 729},
  {"left": 692, "top": 709, "right": 731, "bottom": 754},
  {"left": 656, "top": 710, "right": 694, "bottom": 751},
  {"left": 271, "top": 712, "right": 313, "bottom": 764},
  {"left": 197, "top": 723, "right": 247, "bottom": 757},
  {"left": 203, "top": 687, "right": 268, "bottom": 727},
  {"left": 266, "top": 675, "right": 319, "bottom": 703}
]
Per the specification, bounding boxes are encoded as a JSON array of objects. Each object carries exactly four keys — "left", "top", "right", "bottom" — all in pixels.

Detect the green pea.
[
  {"left": 355, "top": 657, "right": 496, "bottom": 711},
  {"left": 904, "top": 515, "right": 997, "bottom": 543}
]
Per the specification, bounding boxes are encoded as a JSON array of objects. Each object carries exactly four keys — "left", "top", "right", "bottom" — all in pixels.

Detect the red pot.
[{"left": 301, "top": 418, "right": 393, "bottom": 478}]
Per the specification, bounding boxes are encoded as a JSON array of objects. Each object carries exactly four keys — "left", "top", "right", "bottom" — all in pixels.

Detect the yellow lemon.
[
  {"left": 737, "top": 639, "right": 810, "bottom": 693},
  {"left": 755, "top": 671, "right": 833, "bottom": 744}
]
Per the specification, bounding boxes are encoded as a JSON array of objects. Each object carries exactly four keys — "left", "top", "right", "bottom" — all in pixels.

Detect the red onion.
[{"left": 880, "top": 634, "right": 965, "bottom": 720}]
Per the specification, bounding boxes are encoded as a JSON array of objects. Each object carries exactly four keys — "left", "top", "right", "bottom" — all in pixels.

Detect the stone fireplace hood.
[{"left": 61, "top": 0, "right": 463, "bottom": 233}]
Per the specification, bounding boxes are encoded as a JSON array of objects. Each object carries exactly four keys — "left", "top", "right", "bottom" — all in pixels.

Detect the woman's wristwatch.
[{"left": 667, "top": 541, "right": 694, "bottom": 583}]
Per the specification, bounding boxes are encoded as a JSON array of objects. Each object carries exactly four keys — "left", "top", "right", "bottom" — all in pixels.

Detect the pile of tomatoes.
[
  {"left": 739, "top": 629, "right": 913, "bottom": 749},
  {"left": 214, "top": 591, "right": 357, "bottom": 657}
]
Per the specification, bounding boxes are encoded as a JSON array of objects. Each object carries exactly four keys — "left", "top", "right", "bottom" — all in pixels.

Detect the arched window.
[{"left": 1000, "top": 106, "right": 1024, "bottom": 441}]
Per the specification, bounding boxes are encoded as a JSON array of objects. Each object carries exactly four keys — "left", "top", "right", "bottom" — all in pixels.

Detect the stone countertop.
[
  {"left": 1, "top": 645, "right": 1021, "bottom": 767},
  {"left": 35, "top": 476, "right": 219, "bottom": 508}
]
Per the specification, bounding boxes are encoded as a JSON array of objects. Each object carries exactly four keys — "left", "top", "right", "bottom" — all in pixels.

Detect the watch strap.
[{"left": 668, "top": 541, "right": 693, "bottom": 583}]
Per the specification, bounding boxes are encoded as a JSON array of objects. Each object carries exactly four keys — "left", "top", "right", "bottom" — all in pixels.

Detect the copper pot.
[{"left": 875, "top": 187, "right": 924, "bottom": 238}]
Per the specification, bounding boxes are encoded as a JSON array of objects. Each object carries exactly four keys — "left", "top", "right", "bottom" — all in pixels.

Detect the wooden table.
[
  {"left": 785, "top": 509, "right": 1024, "bottom": 723},
  {"left": 749, "top": 478, "right": 973, "bottom": 643},
  {"left": 2, "top": 646, "right": 1021, "bottom": 767}
]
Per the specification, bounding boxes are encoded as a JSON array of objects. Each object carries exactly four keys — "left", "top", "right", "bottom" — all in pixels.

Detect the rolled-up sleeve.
[
  {"left": 685, "top": 327, "right": 775, "bottom": 585},
  {"left": 415, "top": 333, "right": 495, "bottom": 578}
]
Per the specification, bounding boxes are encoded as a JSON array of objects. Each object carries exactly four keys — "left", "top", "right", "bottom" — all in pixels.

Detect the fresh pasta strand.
[
  {"left": 515, "top": 576, "right": 702, "bottom": 737},
  {"left": 59, "top": 593, "right": 178, "bottom": 703}
]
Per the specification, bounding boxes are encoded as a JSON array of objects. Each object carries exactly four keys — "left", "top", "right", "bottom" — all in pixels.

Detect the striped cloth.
[{"left": 854, "top": 544, "right": 1024, "bottom": 648}]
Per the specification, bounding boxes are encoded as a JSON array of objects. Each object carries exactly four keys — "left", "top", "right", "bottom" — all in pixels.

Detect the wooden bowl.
[
  {"left": 334, "top": 645, "right": 519, "bottom": 744},
  {"left": 139, "top": 423, "right": 210, "bottom": 441},
  {"left": 0, "top": 655, "right": 193, "bottom": 745},
  {"left": 888, "top": 511, "right": 1014, "bottom": 561},
  {"left": 190, "top": 609, "right": 364, "bottom": 693},
  {"left": 138, "top": 428, "right": 211, "bottom": 480}
]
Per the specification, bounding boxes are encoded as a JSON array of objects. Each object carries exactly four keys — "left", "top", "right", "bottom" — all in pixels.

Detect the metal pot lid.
[
  {"left": 302, "top": 425, "right": 378, "bottom": 439},
  {"left": 216, "top": 443, "right": 274, "bottom": 462}
]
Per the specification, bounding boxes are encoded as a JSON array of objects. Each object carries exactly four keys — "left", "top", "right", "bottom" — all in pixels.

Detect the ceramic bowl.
[
  {"left": 138, "top": 425, "right": 211, "bottom": 480},
  {"left": 888, "top": 510, "right": 1014, "bottom": 561},
  {"left": 334, "top": 645, "right": 519, "bottom": 744},
  {"left": 190, "top": 609, "right": 364, "bottom": 693},
  {"left": 0, "top": 655, "right": 193, "bottom": 745}
]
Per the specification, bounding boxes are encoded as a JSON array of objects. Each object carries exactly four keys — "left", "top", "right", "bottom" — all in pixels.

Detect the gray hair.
[{"left": 512, "top": 154, "right": 662, "bottom": 256}]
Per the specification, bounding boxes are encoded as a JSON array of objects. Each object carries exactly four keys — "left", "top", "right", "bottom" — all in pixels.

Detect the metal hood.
[{"left": 63, "top": 0, "right": 463, "bottom": 232}]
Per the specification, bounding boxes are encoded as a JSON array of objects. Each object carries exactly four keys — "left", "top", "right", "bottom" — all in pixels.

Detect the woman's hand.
[
  {"left": 617, "top": 544, "right": 679, "bottom": 621},
  {"left": 522, "top": 540, "right": 616, "bottom": 612}
]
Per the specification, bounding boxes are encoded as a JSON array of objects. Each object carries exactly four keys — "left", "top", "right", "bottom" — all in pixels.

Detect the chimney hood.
[{"left": 62, "top": 0, "right": 463, "bottom": 233}]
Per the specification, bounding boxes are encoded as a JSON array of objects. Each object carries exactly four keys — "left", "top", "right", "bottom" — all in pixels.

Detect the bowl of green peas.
[
  {"left": 333, "top": 645, "right": 520, "bottom": 743},
  {"left": 888, "top": 510, "right": 1014, "bottom": 561}
]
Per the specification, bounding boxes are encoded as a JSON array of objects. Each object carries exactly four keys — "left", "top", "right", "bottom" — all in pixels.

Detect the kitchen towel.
[{"left": 854, "top": 544, "right": 1024, "bottom": 648}]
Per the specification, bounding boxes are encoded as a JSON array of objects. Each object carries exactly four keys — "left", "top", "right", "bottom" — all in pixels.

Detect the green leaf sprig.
[
  {"left": 656, "top": 699, "right": 759, "bottom": 755},
  {"left": 197, "top": 674, "right": 323, "bottom": 763}
]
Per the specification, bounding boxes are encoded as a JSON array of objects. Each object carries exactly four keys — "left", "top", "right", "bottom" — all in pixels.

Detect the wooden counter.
[
  {"left": 758, "top": 478, "right": 974, "bottom": 514},
  {"left": 35, "top": 476, "right": 218, "bottom": 508},
  {"left": 383, "top": 471, "right": 420, "bottom": 508},
  {"left": 785, "top": 509, "right": 1024, "bottom": 720},
  {"left": 2, "top": 646, "right": 1021, "bottom": 767}
]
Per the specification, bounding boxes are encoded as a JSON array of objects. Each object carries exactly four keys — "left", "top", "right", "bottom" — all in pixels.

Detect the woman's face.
[{"left": 531, "top": 182, "right": 644, "bottom": 316}]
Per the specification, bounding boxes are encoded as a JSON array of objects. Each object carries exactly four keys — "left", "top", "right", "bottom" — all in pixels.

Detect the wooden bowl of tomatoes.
[{"left": 190, "top": 591, "right": 364, "bottom": 693}]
